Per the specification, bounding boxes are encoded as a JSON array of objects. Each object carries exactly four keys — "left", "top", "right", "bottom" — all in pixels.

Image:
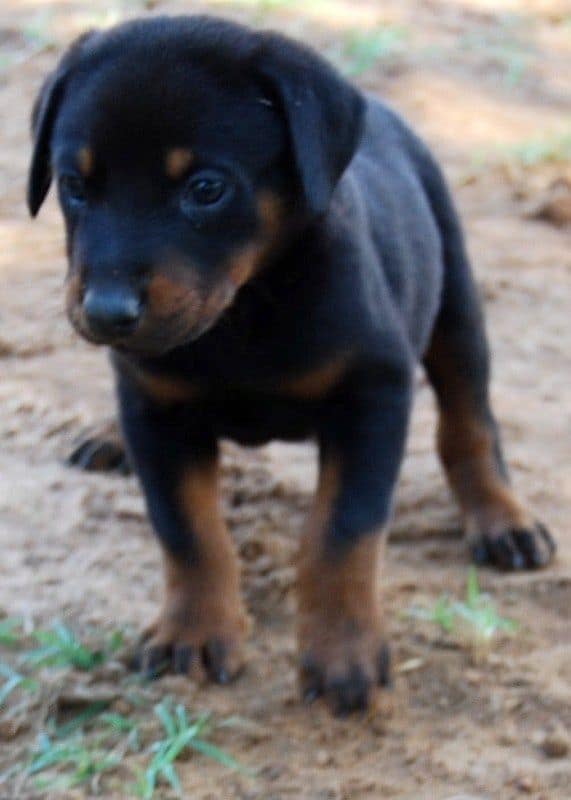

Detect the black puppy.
[{"left": 28, "top": 16, "right": 555, "bottom": 715}]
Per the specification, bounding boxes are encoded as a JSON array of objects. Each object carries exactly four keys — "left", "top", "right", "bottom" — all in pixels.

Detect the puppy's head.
[{"left": 28, "top": 16, "right": 364, "bottom": 355}]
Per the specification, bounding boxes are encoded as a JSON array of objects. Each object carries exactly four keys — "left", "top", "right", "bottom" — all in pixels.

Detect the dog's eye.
[
  {"left": 182, "top": 173, "right": 228, "bottom": 209},
  {"left": 59, "top": 175, "right": 87, "bottom": 207}
]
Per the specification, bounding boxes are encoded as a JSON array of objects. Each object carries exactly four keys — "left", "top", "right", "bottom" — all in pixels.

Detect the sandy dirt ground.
[{"left": 0, "top": 1, "right": 570, "bottom": 798}]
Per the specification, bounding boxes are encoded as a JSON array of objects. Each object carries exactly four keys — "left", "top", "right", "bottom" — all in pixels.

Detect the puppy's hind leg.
[{"left": 421, "top": 162, "right": 555, "bottom": 569}]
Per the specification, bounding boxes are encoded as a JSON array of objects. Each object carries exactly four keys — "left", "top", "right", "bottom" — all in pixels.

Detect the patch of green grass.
[
  {"left": 0, "top": 663, "right": 38, "bottom": 706},
  {"left": 474, "top": 130, "right": 571, "bottom": 169},
  {"left": 21, "top": 11, "right": 58, "bottom": 51},
  {"left": 252, "top": 0, "right": 299, "bottom": 10},
  {"left": 135, "top": 699, "right": 253, "bottom": 799},
  {"left": 22, "top": 706, "right": 143, "bottom": 793},
  {"left": 20, "top": 623, "right": 123, "bottom": 671},
  {"left": 334, "top": 26, "right": 407, "bottom": 77},
  {"left": 407, "top": 567, "right": 518, "bottom": 655},
  {"left": 407, "top": 595, "right": 456, "bottom": 633},
  {"left": 505, "top": 131, "right": 571, "bottom": 166},
  {"left": 21, "top": 698, "right": 254, "bottom": 797},
  {"left": 0, "top": 618, "right": 24, "bottom": 647},
  {"left": 49, "top": 702, "right": 112, "bottom": 739},
  {"left": 101, "top": 711, "right": 142, "bottom": 752},
  {"left": 458, "top": 11, "right": 536, "bottom": 88},
  {"left": 1, "top": 620, "right": 254, "bottom": 797},
  {"left": 217, "top": 0, "right": 302, "bottom": 7},
  {"left": 28, "top": 731, "right": 122, "bottom": 792},
  {"left": 455, "top": 567, "right": 518, "bottom": 641}
]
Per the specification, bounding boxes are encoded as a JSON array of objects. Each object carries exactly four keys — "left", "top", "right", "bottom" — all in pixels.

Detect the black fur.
[{"left": 28, "top": 15, "right": 555, "bottom": 713}]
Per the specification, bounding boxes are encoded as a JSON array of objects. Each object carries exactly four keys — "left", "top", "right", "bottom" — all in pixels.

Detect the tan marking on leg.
[
  {"left": 147, "top": 461, "right": 248, "bottom": 677},
  {"left": 297, "top": 458, "right": 384, "bottom": 685},
  {"left": 438, "top": 413, "right": 530, "bottom": 536},
  {"left": 165, "top": 148, "right": 193, "bottom": 180},
  {"left": 76, "top": 146, "right": 93, "bottom": 177},
  {"left": 429, "top": 332, "right": 530, "bottom": 534}
]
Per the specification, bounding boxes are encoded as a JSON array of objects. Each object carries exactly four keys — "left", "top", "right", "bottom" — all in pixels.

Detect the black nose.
[{"left": 83, "top": 288, "right": 142, "bottom": 338}]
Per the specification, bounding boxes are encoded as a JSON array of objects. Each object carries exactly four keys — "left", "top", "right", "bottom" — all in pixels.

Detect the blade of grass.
[
  {"left": 0, "top": 618, "right": 23, "bottom": 646},
  {"left": 0, "top": 663, "right": 38, "bottom": 705},
  {"left": 189, "top": 737, "right": 256, "bottom": 775},
  {"left": 51, "top": 701, "right": 110, "bottom": 738}
]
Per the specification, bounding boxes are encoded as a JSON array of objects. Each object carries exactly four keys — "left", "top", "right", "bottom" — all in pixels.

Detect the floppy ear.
[
  {"left": 253, "top": 33, "right": 365, "bottom": 217},
  {"left": 27, "top": 31, "right": 96, "bottom": 217},
  {"left": 27, "top": 70, "right": 68, "bottom": 217}
]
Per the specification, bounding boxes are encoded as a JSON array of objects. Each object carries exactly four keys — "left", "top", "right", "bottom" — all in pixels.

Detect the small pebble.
[
  {"left": 515, "top": 775, "right": 536, "bottom": 793},
  {"left": 112, "top": 698, "right": 132, "bottom": 716},
  {"left": 497, "top": 725, "right": 517, "bottom": 747},
  {"left": 316, "top": 748, "right": 334, "bottom": 767},
  {"left": 541, "top": 728, "right": 570, "bottom": 758},
  {"left": 464, "top": 669, "right": 482, "bottom": 686},
  {"left": 445, "top": 795, "right": 488, "bottom": 800},
  {"left": 0, "top": 718, "right": 26, "bottom": 740}
]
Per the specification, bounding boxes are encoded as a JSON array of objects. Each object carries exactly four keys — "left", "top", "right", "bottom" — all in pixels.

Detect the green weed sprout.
[
  {"left": 28, "top": 732, "right": 121, "bottom": 792},
  {"left": 21, "top": 623, "right": 122, "bottom": 671},
  {"left": 0, "top": 618, "right": 25, "bottom": 647},
  {"left": 0, "top": 663, "right": 38, "bottom": 706},
  {"left": 507, "top": 131, "right": 571, "bottom": 166},
  {"left": 22, "top": 707, "right": 141, "bottom": 793},
  {"left": 136, "top": 699, "right": 253, "bottom": 799},
  {"left": 340, "top": 26, "right": 406, "bottom": 77},
  {"left": 407, "top": 567, "right": 518, "bottom": 661}
]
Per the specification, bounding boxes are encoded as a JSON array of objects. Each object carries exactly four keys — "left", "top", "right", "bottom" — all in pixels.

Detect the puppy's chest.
[
  {"left": 125, "top": 348, "right": 348, "bottom": 443},
  {"left": 210, "top": 388, "right": 318, "bottom": 443},
  {"left": 132, "top": 354, "right": 347, "bottom": 405}
]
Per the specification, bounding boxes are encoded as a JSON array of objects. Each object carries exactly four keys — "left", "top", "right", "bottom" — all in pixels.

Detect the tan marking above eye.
[
  {"left": 77, "top": 147, "right": 93, "bottom": 177},
  {"left": 165, "top": 148, "right": 194, "bottom": 180}
]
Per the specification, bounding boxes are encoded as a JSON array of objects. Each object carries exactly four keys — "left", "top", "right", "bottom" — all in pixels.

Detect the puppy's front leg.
[
  {"left": 117, "top": 378, "right": 248, "bottom": 683},
  {"left": 298, "top": 364, "right": 412, "bottom": 715}
]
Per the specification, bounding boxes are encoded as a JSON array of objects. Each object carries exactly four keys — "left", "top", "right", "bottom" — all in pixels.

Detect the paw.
[
  {"left": 471, "top": 520, "right": 556, "bottom": 570},
  {"left": 67, "top": 420, "right": 130, "bottom": 474},
  {"left": 134, "top": 612, "right": 247, "bottom": 685},
  {"left": 299, "top": 628, "right": 390, "bottom": 716}
]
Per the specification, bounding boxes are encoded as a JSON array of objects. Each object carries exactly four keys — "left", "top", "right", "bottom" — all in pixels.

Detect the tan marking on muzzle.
[
  {"left": 65, "top": 272, "right": 84, "bottom": 327},
  {"left": 146, "top": 272, "right": 202, "bottom": 318},
  {"left": 226, "top": 191, "right": 284, "bottom": 289},
  {"left": 165, "top": 148, "right": 194, "bottom": 180},
  {"left": 77, "top": 147, "right": 94, "bottom": 177}
]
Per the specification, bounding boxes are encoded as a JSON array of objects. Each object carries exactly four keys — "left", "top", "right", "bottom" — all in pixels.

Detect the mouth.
[
  {"left": 70, "top": 301, "right": 231, "bottom": 356},
  {"left": 67, "top": 273, "right": 239, "bottom": 356}
]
